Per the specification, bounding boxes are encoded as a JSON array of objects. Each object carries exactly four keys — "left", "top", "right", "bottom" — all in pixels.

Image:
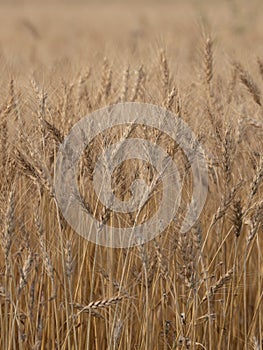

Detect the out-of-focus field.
[
  {"left": 0, "top": 1, "right": 263, "bottom": 76},
  {"left": 0, "top": 1, "right": 263, "bottom": 349}
]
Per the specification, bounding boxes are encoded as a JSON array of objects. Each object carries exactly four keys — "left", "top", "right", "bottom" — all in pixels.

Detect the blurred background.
[{"left": 0, "top": 0, "right": 263, "bottom": 76}]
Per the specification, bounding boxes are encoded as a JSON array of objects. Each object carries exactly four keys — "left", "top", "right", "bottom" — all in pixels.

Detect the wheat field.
[{"left": 0, "top": 1, "right": 263, "bottom": 349}]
